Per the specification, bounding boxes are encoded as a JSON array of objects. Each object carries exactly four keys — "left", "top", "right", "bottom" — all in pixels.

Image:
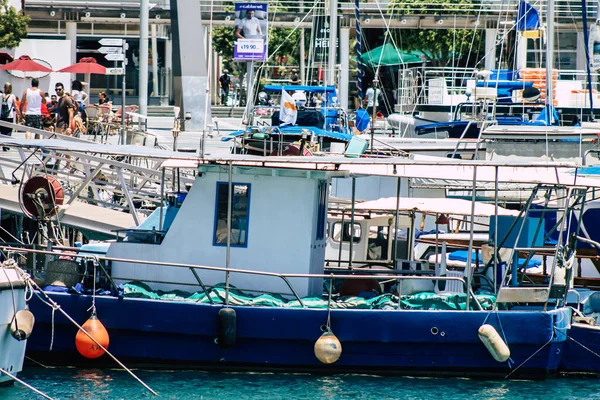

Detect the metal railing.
[{"left": 1, "top": 245, "right": 482, "bottom": 310}]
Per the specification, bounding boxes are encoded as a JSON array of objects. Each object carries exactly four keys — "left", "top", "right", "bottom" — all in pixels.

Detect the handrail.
[{"left": 1, "top": 245, "right": 482, "bottom": 310}]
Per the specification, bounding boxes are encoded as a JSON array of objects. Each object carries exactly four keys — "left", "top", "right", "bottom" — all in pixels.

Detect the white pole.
[
  {"left": 340, "top": 27, "right": 350, "bottom": 110},
  {"left": 139, "top": 0, "right": 149, "bottom": 116},
  {"left": 327, "top": 0, "right": 338, "bottom": 86},
  {"left": 151, "top": 24, "right": 159, "bottom": 97}
]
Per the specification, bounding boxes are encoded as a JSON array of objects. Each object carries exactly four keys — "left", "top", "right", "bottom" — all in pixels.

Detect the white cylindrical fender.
[
  {"left": 478, "top": 324, "right": 510, "bottom": 362},
  {"left": 11, "top": 309, "right": 35, "bottom": 341}
]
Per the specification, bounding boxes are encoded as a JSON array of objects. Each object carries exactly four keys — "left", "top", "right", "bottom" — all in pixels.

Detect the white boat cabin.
[{"left": 105, "top": 164, "right": 345, "bottom": 298}]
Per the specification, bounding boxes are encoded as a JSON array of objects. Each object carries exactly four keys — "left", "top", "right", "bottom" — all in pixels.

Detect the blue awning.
[
  {"left": 263, "top": 85, "right": 337, "bottom": 93},
  {"left": 221, "top": 126, "right": 353, "bottom": 142},
  {"left": 577, "top": 165, "right": 600, "bottom": 176}
]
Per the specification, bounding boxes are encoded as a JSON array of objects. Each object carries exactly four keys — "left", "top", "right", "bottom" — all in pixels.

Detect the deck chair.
[
  {"left": 434, "top": 270, "right": 466, "bottom": 295},
  {"left": 84, "top": 105, "right": 99, "bottom": 136},
  {"left": 96, "top": 104, "right": 114, "bottom": 141}
]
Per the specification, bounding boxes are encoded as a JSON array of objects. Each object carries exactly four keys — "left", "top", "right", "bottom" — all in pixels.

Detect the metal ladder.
[{"left": 494, "top": 185, "right": 588, "bottom": 308}]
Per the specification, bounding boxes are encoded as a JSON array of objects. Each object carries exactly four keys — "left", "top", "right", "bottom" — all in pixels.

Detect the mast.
[
  {"left": 327, "top": 0, "right": 338, "bottom": 86},
  {"left": 545, "top": 0, "right": 555, "bottom": 123},
  {"left": 355, "top": 0, "right": 363, "bottom": 104}
]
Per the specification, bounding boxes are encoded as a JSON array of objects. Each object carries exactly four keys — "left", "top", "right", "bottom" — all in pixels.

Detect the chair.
[
  {"left": 435, "top": 270, "right": 466, "bottom": 295},
  {"left": 113, "top": 105, "right": 139, "bottom": 127},
  {"left": 96, "top": 104, "right": 113, "bottom": 141},
  {"left": 85, "top": 105, "right": 99, "bottom": 136}
]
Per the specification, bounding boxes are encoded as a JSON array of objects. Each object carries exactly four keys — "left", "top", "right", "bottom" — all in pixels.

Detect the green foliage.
[
  {"left": 268, "top": 28, "right": 300, "bottom": 61},
  {"left": 212, "top": 26, "right": 235, "bottom": 59},
  {"left": 0, "top": 0, "right": 30, "bottom": 49},
  {"left": 387, "top": 0, "right": 483, "bottom": 67},
  {"left": 389, "top": 0, "right": 473, "bottom": 13}
]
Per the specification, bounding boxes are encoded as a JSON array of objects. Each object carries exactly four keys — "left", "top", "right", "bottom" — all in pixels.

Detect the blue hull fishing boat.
[
  {"left": 0, "top": 148, "right": 591, "bottom": 378},
  {"left": 27, "top": 293, "right": 567, "bottom": 377}
]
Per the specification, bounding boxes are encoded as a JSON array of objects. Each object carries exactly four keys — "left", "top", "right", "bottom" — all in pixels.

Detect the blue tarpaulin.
[{"left": 355, "top": 109, "right": 370, "bottom": 132}]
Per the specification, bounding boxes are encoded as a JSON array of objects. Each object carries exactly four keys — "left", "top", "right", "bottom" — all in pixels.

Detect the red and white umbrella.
[
  {"left": 0, "top": 55, "right": 53, "bottom": 72},
  {"left": 57, "top": 57, "right": 106, "bottom": 75}
]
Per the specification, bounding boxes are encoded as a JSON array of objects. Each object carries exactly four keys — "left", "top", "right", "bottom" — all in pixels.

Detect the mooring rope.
[
  {"left": 566, "top": 331, "right": 600, "bottom": 360},
  {"left": 13, "top": 263, "right": 158, "bottom": 396},
  {"left": 0, "top": 366, "right": 54, "bottom": 400},
  {"left": 504, "top": 332, "right": 555, "bottom": 379}
]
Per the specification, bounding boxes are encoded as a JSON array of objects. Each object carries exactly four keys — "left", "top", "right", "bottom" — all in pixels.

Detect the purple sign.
[{"left": 234, "top": 3, "right": 268, "bottom": 62}]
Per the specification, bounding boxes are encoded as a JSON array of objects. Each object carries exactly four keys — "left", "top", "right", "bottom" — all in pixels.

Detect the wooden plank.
[{"left": 496, "top": 287, "right": 549, "bottom": 303}]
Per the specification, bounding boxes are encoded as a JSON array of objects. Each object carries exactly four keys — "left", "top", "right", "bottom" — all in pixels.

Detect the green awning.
[{"left": 359, "top": 43, "right": 423, "bottom": 67}]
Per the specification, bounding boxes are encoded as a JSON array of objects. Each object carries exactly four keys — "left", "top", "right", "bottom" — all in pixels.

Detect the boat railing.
[{"left": 0, "top": 245, "right": 481, "bottom": 310}]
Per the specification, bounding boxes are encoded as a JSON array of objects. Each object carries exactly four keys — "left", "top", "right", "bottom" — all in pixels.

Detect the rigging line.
[
  {"left": 461, "top": 4, "right": 485, "bottom": 69},
  {"left": 250, "top": 3, "right": 318, "bottom": 108},
  {"left": 0, "top": 224, "right": 25, "bottom": 245},
  {"left": 0, "top": 366, "right": 54, "bottom": 400},
  {"left": 15, "top": 265, "right": 159, "bottom": 396},
  {"left": 566, "top": 332, "right": 600, "bottom": 360},
  {"left": 504, "top": 331, "right": 555, "bottom": 379}
]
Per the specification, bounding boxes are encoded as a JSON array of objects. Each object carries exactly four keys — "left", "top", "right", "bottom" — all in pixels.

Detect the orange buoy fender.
[
  {"left": 478, "top": 324, "right": 510, "bottom": 362},
  {"left": 76, "top": 314, "right": 110, "bottom": 359}
]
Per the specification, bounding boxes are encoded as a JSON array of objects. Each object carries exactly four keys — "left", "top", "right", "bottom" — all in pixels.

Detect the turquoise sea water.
[{"left": 4, "top": 368, "right": 600, "bottom": 400}]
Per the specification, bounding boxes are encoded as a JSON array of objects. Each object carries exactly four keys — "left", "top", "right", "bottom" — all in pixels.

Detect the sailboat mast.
[
  {"left": 545, "top": 0, "right": 555, "bottom": 121},
  {"left": 328, "top": 0, "right": 338, "bottom": 85}
]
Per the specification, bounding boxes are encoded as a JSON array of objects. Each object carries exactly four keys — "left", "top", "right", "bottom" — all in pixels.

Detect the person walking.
[
  {"left": 20, "top": 78, "right": 46, "bottom": 139},
  {"left": 290, "top": 69, "right": 299, "bottom": 84},
  {"left": 0, "top": 82, "right": 16, "bottom": 151},
  {"left": 219, "top": 69, "right": 231, "bottom": 106},
  {"left": 364, "top": 82, "right": 381, "bottom": 117},
  {"left": 54, "top": 82, "right": 75, "bottom": 135}
]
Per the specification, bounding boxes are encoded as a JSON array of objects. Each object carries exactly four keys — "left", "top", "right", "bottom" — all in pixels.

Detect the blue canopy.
[
  {"left": 221, "top": 126, "right": 353, "bottom": 142},
  {"left": 263, "top": 85, "right": 337, "bottom": 93},
  {"left": 576, "top": 165, "right": 600, "bottom": 176}
]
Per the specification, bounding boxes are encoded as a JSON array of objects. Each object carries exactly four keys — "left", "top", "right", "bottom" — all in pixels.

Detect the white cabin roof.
[{"left": 350, "top": 197, "right": 518, "bottom": 217}]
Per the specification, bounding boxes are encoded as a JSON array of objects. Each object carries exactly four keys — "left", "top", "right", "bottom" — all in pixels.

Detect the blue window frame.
[{"left": 213, "top": 182, "right": 251, "bottom": 247}]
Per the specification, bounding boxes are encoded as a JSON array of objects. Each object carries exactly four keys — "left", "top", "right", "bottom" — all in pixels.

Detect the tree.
[
  {"left": 387, "top": 0, "right": 484, "bottom": 67},
  {"left": 0, "top": 0, "right": 30, "bottom": 49}
]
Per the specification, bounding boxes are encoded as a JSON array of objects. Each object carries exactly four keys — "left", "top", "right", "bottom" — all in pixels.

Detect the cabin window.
[
  {"left": 331, "top": 222, "right": 361, "bottom": 243},
  {"left": 316, "top": 180, "right": 327, "bottom": 240},
  {"left": 367, "top": 226, "right": 389, "bottom": 260},
  {"left": 213, "top": 182, "right": 251, "bottom": 247}
]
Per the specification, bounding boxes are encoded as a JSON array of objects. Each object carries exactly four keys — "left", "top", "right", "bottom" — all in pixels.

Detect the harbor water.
[{"left": 3, "top": 367, "right": 600, "bottom": 400}]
